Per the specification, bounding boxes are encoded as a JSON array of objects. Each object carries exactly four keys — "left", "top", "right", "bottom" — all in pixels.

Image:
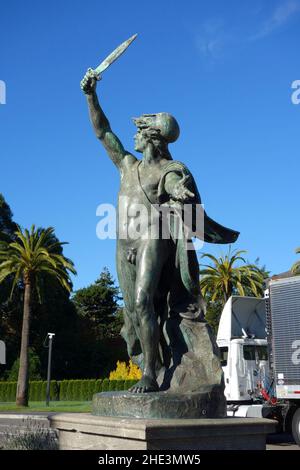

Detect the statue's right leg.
[
  {"left": 129, "top": 238, "right": 171, "bottom": 393},
  {"left": 116, "top": 242, "right": 142, "bottom": 360}
]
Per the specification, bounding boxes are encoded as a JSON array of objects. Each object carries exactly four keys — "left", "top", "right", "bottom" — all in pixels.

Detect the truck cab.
[{"left": 217, "top": 296, "right": 268, "bottom": 403}]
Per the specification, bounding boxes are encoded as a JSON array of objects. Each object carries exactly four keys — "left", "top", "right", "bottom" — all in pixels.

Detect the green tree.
[
  {"left": 204, "top": 298, "right": 224, "bottom": 336},
  {"left": 200, "top": 249, "right": 265, "bottom": 304},
  {"left": 73, "top": 268, "right": 121, "bottom": 339},
  {"left": 7, "top": 348, "right": 41, "bottom": 381},
  {"left": 0, "top": 225, "right": 76, "bottom": 406},
  {"left": 291, "top": 247, "right": 300, "bottom": 275},
  {"left": 0, "top": 195, "right": 22, "bottom": 378},
  {"left": 0, "top": 194, "right": 17, "bottom": 243},
  {"left": 200, "top": 249, "right": 265, "bottom": 333}
]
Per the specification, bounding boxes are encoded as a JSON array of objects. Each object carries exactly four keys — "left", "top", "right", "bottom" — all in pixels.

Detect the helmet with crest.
[{"left": 133, "top": 113, "right": 180, "bottom": 143}]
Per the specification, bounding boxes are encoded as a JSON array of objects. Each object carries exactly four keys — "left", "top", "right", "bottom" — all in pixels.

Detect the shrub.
[
  {"left": 80, "top": 381, "right": 89, "bottom": 401},
  {"left": 50, "top": 381, "right": 59, "bottom": 401},
  {"left": 88, "top": 380, "right": 96, "bottom": 399},
  {"left": 59, "top": 380, "right": 68, "bottom": 401},
  {"left": 7, "top": 349, "right": 42, "bottom": 381},
  {"left": 124, "top": 379, "right": 137, "bottom": 390},
  {"left": 0, "top": 378, "right": 128, "bottom": 402},
  {"left": 66, "top": 380, "right": 74, "bottom": 401},
  {"left": 94, "top": 379, "right": 102, "bottom": 394},
  {"left": 102, "top": 378, "right": 109, "bottom": 392},
  {"left": 109, "top": 360, "right": 142, "bottom": 381},
  {"left": 115, "top": 380, "right": 125, "bottom": 391}
]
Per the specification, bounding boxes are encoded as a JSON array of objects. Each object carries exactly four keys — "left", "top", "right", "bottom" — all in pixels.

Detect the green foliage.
[
  {"left": 201, "top": 249, "right": 267, "bottom": 335},
  {"left": 292, "top": 247, "right": 300, "bottom": 275},
  {"left": 0, "top": 224, "right": 77, "bottom": 405},
  {"left": 205, "top": 300, "right": 224, "bottom": 336},
  {"left": 79, "top": 380, "right": 89, "bottom": 401},
  {"left": 123, "top": 379, "right": 138, "bottom": 390},
  {"left": 0, "top": 193, "right": 17, "bottom": 243},
  {"left": 200, "top": 249, "right": 267, "bottom": 334},
  {"left": 200, "top": 249, "right": 265, "bottom": 304},
  {"left": 88, "top": 379, "right": 96, "bottom": 398},
  {"left": 108, "top": 380, "right": 115, "bottom": 391},
  {"left": 72, "top": 268, "right": 121, "bottom": 339},
  {"left": 115, "top": 380, "right": 125, "bottom": 391},
  {"left": 0, "top": 380, "right": 59, "bottom": 402},
  {"left": 0, "top": 196, "right": 127, "bottom": 383},
  {"left": 94, "top": 379, "right": 102, "bottom": 393},
  {"left": 7, "top": 349, "right": 42, "bottom": 381},
  {"left": 59, "top": 380, "right": 68, "bottom": 401},
  {"left": 0, "top": 225, "right": 77, "bottom": 297},
  {"left": 0, "top": 379, "right": 134, "bottom": 401},
  {"left": 66, "top": 380, "right": 74, "bottom": 401},
  {"left": 0, "top": 382, "right": 17, "bottom": 401},
  {"left": 101, "top": 378, "right": 110, "bottom": 392},
  {"left": 73, "top": 380, "right": 81, "bottom": 400},
  {"left": 50, "top": 381, "right": 59, "bottom": 401},
  {"left": 0, "top": 195, "right": 22, "bottom": 379}
]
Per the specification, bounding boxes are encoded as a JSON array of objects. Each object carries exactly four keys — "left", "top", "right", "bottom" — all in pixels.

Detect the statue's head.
[{"left": 133, "top": 113, "right": 180, "bottom": 159}]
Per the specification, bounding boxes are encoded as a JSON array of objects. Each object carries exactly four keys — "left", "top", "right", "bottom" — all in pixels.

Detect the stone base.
[
  {"left": 92, "top": 387, "right": 226, "bottom": 420},
  {"left": 50, "top": 413, "right": 276, "bottom": 450}
]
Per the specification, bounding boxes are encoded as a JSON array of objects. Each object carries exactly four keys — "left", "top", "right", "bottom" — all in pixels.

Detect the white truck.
[{"left": 216, "top": 275, "right": 300, "bottom": 444}]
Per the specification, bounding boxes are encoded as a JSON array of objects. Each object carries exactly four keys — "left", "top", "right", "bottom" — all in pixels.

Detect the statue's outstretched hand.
[
  {"left": 80, "top": 68, "right": 101, "bottom": 95},
  {"left": 171, "top": 175, "right": 195, "bottom": 203}
]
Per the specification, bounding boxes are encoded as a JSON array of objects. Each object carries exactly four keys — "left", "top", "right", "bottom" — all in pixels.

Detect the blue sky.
[{"left": 0, "top": 0, "right": 299, "bottom": 290}]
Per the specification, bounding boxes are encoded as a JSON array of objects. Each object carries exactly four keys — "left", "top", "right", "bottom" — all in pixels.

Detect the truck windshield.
[{"left": 243, "top": 345, "right": 268, "bottom": 361}]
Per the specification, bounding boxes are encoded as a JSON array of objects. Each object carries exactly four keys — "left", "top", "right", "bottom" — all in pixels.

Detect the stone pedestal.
[
  {"left": 50, "top": 413, "right": 276, "bottom": 450},
  {"left": 92, "top": 388, "right": 226, "bottom": 420}
]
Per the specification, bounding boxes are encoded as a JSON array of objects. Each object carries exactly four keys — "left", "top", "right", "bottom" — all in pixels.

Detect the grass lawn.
[{"left": 0, "top": 401, "right": 91, "bottom": 413}]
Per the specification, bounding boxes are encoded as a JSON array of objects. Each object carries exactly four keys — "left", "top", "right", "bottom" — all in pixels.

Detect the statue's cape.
[
  {"left": 157, "top": 160, "right": 239, "bottom": 244},
  {"left": 155, "top": 160, "right": 239, "bottom": 304}
]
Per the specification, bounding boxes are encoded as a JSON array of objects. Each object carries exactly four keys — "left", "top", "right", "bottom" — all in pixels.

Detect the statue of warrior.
[{"left": 81, "top": 67, "right": 239, "bottom": 393}]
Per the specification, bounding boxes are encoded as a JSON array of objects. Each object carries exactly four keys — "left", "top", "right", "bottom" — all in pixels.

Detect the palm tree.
[
  {"left": 291, "top": 247, "right": 300, "bottom": 275},
  {"left": 200, "top": 249, "right": 265, "bottom": 306},
  {"left": 0, "top": 225, "right": 76, "bottom": 406}
]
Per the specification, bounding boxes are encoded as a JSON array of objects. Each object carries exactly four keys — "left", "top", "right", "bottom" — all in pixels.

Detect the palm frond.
[{"left": 0, "top": 225, "right": 76, "bottom": 299}]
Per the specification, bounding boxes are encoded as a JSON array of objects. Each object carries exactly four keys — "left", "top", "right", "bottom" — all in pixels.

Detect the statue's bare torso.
[{"left": 118, "top": 158, "right": 171, "bottom": 243}]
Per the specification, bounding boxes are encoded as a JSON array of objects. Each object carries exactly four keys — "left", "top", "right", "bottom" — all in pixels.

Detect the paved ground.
[{"left": 267, "top": 433, "right": 299, "bottom": 450}]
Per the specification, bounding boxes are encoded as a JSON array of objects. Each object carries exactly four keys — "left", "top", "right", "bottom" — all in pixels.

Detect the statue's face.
[{"left": 134, "top": 130, "right": 147, "bottom": 153}]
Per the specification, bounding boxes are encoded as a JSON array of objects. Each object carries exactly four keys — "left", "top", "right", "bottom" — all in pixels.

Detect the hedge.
[{"left": 0, "top": 378, "right": 138, "bottom": 402}]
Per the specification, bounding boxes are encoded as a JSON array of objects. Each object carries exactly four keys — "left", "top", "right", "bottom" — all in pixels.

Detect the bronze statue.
[{"left": 81, "top": 37, "right": 239, "bottom": 395}]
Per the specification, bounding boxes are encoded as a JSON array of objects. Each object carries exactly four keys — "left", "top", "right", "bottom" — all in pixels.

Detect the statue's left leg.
[{"left": 129, "top": 238, "right": 171, "bottom": 393}]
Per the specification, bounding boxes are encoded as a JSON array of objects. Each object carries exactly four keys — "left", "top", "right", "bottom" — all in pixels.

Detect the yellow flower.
[{"left": 109, "top": 360, "right": 142, "bottom": 380}]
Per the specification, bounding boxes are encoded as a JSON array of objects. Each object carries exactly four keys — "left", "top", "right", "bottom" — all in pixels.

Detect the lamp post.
[{"left": 45, "top": 333, "right": 55, "bottom": 406}]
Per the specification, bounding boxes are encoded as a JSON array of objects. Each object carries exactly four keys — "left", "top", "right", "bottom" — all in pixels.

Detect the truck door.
[{"left": 243, "top": 345, "right": 268, "bottom": 399}]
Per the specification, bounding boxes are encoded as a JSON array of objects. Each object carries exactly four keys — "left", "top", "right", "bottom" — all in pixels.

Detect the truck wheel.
[{"left": 292, "top": 408, "right": 300, "bottom": 445}]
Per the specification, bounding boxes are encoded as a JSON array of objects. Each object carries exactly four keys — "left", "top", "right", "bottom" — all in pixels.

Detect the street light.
[{"left": 44, "top": 333, "right": 55, "bottom": 406}]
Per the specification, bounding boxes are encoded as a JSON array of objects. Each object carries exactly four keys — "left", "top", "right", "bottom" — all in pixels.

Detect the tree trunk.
[{"left": 16, "top": 280, "right": 32, "bottom": 406}]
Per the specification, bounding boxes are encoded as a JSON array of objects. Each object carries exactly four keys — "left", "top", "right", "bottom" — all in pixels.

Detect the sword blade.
[{"left": 95, "top": 33, "right": 137, "bottom": 76}]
